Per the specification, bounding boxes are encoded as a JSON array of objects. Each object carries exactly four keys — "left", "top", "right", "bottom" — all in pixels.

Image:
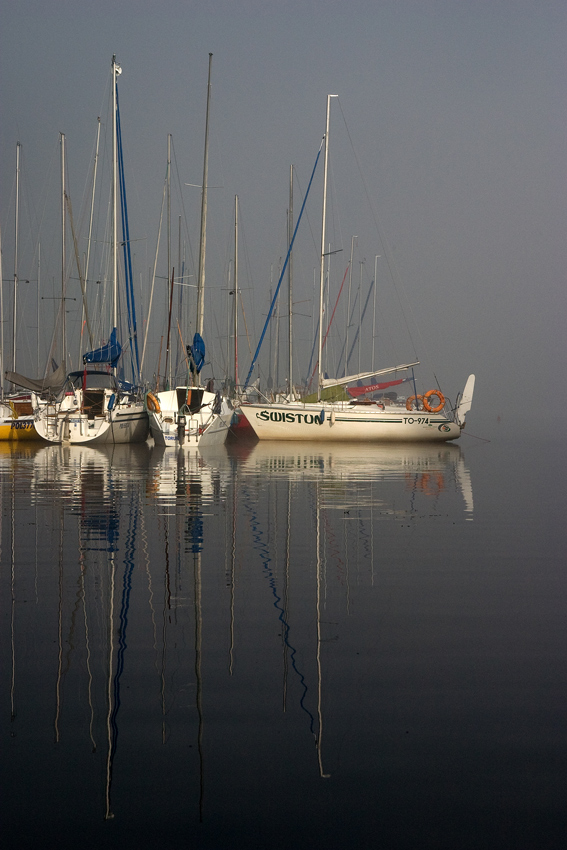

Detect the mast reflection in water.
[{"left": 1, "top": 437, "right": 565, "bottom": 849}]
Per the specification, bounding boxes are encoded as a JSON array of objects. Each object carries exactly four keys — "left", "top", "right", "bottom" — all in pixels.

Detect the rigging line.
[
  {"left": 292, "top": 164, "right": 320, "bottom": 261},
  {"left": 232, "top": 200, "right": 256, "bottom": 357},
  {"left": 176, "top": 320, "right": 190, "bottom": 369},
  {"left": 305, "top": 313, "right": 320, "bottom": 387},
  {"left": 116, "top": 87, "right": 140, "bottom": 381},
  {"left": 117, "top": 119, "right": 136, "bottom": 382},
  {"left": 336, "top": 98, "right": 420, "bottom": 362},
  {"left": 345, "top": 277, "right": 375, "bottom": 369},
  {"left": 140, "top": 170, "right": 167, "bottom": 375},
  {"left": 65, "top": 192, "right": 94, "bottom": 349},
  {"left": 307, "top": 262, "right": 350, "bottom": 387},
  {"left": 16, "top": 146, "right": 41, "bottom": 270},
  {"left": 26, "top": 138, "right": 59, "bottom": 294},
  {"left": 211, "top": 306, "right": 227, "bottom": 377},
  {"left": 243, "top": 137, "right": 324, "bottom": 390},
  {"left": 238, "top": 290, "right": 254, "bottom": 359},
  {"left": 170, "top": 138, "right": 197, "bottom": 284}
]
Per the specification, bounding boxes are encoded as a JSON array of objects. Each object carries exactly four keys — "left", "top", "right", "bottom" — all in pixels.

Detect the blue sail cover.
[
  {"left": 188, "top": 333, "right": 205, "bottom": 374},
  {"left": 83, "top": 328, "right": 122, "bottom": 366}
]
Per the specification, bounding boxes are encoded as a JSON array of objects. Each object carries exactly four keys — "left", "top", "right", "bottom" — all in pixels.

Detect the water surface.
[{"left": 1, "top": 436, "right": 565, "bottom": 849}]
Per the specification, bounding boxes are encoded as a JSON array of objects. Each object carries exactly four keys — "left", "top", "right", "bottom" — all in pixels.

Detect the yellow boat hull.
[{"left": 0, "top": 417, "right": 40, "bottom": 441}]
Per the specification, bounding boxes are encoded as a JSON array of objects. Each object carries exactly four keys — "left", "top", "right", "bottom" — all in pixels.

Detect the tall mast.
[
  {"left": 196, "top": 53, "right": 212, "bottom": 342},
  {"left": 317, "top": 95, "right": 336, "bottom": 401},
  {"left": 166, "top": 134, "right": 172, "bottom": 388},
  {"left": 12, "top": 142, "right": 20, "bottom": 373},
  {"left": 234, "top": 195, "right": 239, "bottom": 388},
  {"left": 112, "top": 55, "right": 122, "bottom": 332},
  {"left": 60, "top": 133, "right": 67, "bottom": 368},
  {"left": 78, "top": 117, "right": 101, "bottom": 361},
  {"left": 288, "top": 164, "right": 294, "bottom": 399},
  {"left": 37, "top": 244, "right": 40, "bottom": 374},
  {"left": 345, "top": 235, "right": 357, "bottom": 376},
  {"left": 358, "top": 259, "right": 364, "bottom": 374},
  {"left": 177, "top": 213, "right": 182, "bottom": 376},
  {"left": 0, "top": 222, "right": 4, "bottom": 397},
  {"left": 167, "top": 133, "right": 171, "bottom": 292},
  {"left": 372, "top": 254, "right": 379, "bottom": 370},
  {"left": 86, "top": 118, "right": 101, "bottom": 290},
  {"left": 84, "top": 118, "right": 101, "bottom": 331}
]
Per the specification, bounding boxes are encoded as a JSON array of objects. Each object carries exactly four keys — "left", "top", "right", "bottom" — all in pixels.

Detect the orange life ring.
[
  {"left": 146, "top": 391, "right": 161, "bottom": 414},
  {"left": 406, "top": 394, "right": 424, "bottom": 411},
  {"left": 422, "top": 389, "right": 445, "bottom": 413}
]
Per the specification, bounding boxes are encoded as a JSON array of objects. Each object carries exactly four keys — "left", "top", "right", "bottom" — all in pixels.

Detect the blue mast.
[
  {"left": 116, "top": 88, "right": 141, "bottom": 384},
  {"left": 243, "top": 137, "right": 324, "bottom": 391}
]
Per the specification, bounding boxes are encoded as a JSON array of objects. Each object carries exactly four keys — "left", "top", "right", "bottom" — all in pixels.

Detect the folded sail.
[
  {"left": 187, "top": 333, "right": 206, "bottom": 374},
  {"left": 5, "top": 362, "right": 66, "bottom": 394},
  {"left": 83, "top": 327, "right": 122, "bottom": 366},
  {"left": 320, "top": 361, "right": 420, "bottom": 390},
  {"left": 347, "top": 378, "right": 406, "bottom": 398}
]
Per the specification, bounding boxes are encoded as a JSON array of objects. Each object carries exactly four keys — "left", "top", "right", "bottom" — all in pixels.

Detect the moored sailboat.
[
  {"left": 147, "top": 54, "right": 231, "bottom": 449},
  {"left": 238, "top": 96, "right": 474, "bottom": 444},
  {"left": 33, "top": 57, "right": 148, "bottom": 446}
]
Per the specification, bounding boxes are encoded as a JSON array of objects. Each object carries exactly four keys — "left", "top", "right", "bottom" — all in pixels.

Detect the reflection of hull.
[
  {"left": 147, "top": 444, "right": 229, "bottom": 499},
  {"left": 31, "top": 442, "right": 152, "bottom": 503},
  {"left": 0, "top": 439, "right": 40, "bottom": 462},
  {"left": 228, "top": 439, "right": 460, "bottom": 475},
  {"left": 212, "top": 439, "right": 474, "bottom": 516},
  {"left": 238, "top": 402, "right": 461, "bottom": 442}
]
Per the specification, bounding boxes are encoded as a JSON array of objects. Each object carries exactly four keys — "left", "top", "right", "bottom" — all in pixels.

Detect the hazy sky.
[{"left": 1, "top": 0, "right": 565, "bottom": 438}]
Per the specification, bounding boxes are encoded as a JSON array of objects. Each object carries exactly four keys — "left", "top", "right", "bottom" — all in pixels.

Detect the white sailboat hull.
[
  {"left": 149, "top": 408, "right": 212, "bottom": 448},
  {"left": 147, "top": 387, "right": 231, "bottom": 448},
  {"left": 239, "top": 402, "right": 461, "bottom": 443},
  {"left": 35, "top": 398, "right": 148, "bottom": 445}
]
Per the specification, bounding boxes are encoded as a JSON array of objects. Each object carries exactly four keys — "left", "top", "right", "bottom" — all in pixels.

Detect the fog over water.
[{"left": 1, "top": 0, "right": 565, "bottom": 438}]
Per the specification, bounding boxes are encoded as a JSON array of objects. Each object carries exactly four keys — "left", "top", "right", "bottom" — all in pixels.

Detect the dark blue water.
[{"left": 1, "top": 436, "right": 565, "bottom": 849}]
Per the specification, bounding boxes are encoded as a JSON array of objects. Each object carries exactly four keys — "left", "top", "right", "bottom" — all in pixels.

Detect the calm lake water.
[{"left": 1, "top": 435, "right": 565, "bottom": 849}]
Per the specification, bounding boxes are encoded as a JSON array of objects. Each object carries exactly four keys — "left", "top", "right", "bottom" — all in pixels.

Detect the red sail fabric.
[{"left": 347, "top": 378, "right": 405, "bottom": 398}]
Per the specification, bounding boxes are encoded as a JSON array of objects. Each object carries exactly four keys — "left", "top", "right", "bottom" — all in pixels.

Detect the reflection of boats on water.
[
  {"left": 147, "top": 444, "right": 229, "bottom": 502},
  {"left": 28, "top": 438, "right": 222, "bottom": 820},
  {"left": 0, "top": 439, "right": 41, "bottom": 465},
  {"left": 216, "top": 439, "right": 475, "bottom": 780},
  {"left": 4, "top": 420, "right": 478, "bottom": 838},
  {"left": 209, "top": 439, "right": 474, "bottom": 518},
  {"left": 31, "top": 441, "right": 152, "bottom": 504},
  {"left": 28, "top": 440, "right": 154, "bottom": 818}
]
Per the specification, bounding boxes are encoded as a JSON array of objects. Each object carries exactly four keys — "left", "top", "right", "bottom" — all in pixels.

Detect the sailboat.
[
  {"left": 147, "top": 54, "right": 231, "bottom": 449},
  {"left": 237, "top": 96, "right": 475, "bottom": 443},
  {"left": 34, "top": 57, "right": 148, "bottom": 446}
]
